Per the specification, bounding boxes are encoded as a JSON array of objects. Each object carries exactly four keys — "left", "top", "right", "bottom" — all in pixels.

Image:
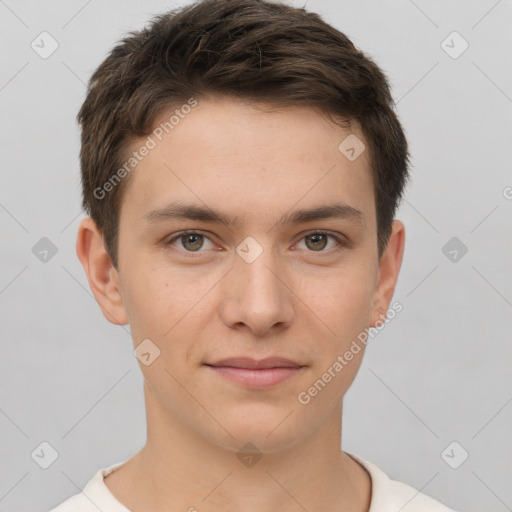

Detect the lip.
[
  {"left": 207, "top": 357, "right": 303, "bottom": 369},
  {"left": 205, "top": 357, "right": 305, "bottom": 388}
]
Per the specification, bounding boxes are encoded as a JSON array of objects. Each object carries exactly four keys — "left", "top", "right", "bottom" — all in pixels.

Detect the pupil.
[
  {"left": 307, "top": 234, "right": 327, "bottom": 251},
  {"left": 184, "top": 234, "right": 202, "bottom": 251}
]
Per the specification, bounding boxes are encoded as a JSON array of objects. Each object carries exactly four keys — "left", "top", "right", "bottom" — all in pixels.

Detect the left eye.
[
  {"left": 167, "top": 231, "right": 342, "bottom": 254},
  {"left": 296, "top": 231, "right": 342, "bottom": 252}
]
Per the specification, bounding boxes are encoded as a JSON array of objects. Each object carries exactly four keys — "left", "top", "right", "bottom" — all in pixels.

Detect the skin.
[{"left": 76, "top": 96, "right": 405, "bottom": 512}]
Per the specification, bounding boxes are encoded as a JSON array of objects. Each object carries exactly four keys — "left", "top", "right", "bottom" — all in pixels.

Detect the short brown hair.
[{"left": 77, "top": 0, "right": 410, "bottom": 269}]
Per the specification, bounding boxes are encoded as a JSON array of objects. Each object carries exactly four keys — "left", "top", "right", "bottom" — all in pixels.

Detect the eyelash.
[{"left": 166, "top": 230, "right": 346, "bottom": 256}]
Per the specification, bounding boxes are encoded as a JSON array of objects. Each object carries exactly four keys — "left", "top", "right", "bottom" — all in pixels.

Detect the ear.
[
  {"left": 75, "top": 217, "right": 129, "bottom": 326},
  {"left": 369, "top": 220, "right": 405, "bottom": 327}
]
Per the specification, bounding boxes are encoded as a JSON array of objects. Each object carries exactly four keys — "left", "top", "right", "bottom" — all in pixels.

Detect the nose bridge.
[
  {"left": 220, "top": 233, "right": 294, "bottom": 333},
  {"left": 236, "top": 233, "right": 283, "bottom": 300}
]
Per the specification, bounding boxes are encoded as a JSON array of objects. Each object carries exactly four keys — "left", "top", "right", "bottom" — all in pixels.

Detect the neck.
[{"left": 104, "top": 380, "right": 371, "bottom": 512}]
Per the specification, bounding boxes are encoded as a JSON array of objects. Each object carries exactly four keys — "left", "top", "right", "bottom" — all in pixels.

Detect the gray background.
[{"left": 1, "top": 0, "right": 511, "bottom": 511}]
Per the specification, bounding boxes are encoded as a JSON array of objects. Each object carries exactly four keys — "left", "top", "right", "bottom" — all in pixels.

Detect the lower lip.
[{"left": 206, "top": 365, "right": 304, "bottom": 388}]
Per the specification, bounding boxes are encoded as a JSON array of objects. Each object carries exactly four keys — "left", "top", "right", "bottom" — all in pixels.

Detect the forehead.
[{"left": 119, "top": 97, "right": 374, "bottom": 227}]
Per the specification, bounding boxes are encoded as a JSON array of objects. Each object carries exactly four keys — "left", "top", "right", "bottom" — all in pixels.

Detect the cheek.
[
  {"left": 119, "top": 262, "right": 174, "bottom": 343},
  {"left": 301, "top": 261, "right": 376, "bottom": 337},
  {"left": 124, "top": 262, "right": 219, "bottom": 353},
  {"left": 294, "top": 268, "right": 374, "bottom": 409}
]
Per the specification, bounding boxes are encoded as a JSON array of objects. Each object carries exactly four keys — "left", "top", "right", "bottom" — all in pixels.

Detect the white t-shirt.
[{"left": 48, "top": 453, "right": 458, "bottom": 512}]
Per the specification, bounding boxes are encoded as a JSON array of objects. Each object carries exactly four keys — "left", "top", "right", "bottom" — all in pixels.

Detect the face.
[{"left": 78, "top": 96, "right": 404, "bottom": 455}]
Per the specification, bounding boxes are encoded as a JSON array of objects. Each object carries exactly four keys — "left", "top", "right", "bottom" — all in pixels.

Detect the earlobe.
[
  {"left": 75, "top": 217, "right": 129, "bottom": 326},
  {"left": 369, "top": 220, "right": 405, "bottom": 327}
]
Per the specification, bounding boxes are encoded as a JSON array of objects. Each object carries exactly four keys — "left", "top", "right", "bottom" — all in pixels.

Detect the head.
[{"left": 76, "top": 0, "right": 409, "bottom": 455}]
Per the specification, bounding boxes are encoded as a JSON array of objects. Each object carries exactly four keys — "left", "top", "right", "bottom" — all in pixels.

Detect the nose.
[{"left": 218, "top": 240, "right": 295, "bottom": 337}]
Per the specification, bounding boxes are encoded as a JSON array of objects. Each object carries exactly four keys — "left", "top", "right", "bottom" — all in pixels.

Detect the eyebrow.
[{"left": 142, "top": 201, "right": 365, "bottom": 229}]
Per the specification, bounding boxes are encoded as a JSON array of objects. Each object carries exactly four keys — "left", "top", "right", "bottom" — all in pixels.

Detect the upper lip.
[{"left": 206, "top": 357, "right": 303, "bottom": 369}]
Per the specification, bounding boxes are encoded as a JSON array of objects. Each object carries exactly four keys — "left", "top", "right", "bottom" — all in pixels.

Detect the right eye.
[{"left": 167, "top": 230, "right": 217, "bottom": 254}]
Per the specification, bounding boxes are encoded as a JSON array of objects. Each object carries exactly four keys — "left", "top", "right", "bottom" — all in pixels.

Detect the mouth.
[{"left": 204, "top": 357, "right": 306, "bottom": 388}]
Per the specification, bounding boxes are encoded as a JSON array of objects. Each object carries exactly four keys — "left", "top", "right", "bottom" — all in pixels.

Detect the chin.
[{"left": 209, "top": 409, "right": 305, "bottom": 455}]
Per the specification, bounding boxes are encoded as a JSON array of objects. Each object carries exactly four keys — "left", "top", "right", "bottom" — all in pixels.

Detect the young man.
[{"left": 50, "top": 0, "right": 458, "bottom": 510}]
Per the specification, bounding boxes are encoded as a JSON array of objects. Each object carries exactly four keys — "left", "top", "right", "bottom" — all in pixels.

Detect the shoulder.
[
  {"left": 48, "top": 492, "right": 96, "bottom": 512},
  {"left": 47, "top": 460, "right": 129, "bottom": 512},
  {"left": 347, "top": 453, "right": 459, "bottom": 512}
]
